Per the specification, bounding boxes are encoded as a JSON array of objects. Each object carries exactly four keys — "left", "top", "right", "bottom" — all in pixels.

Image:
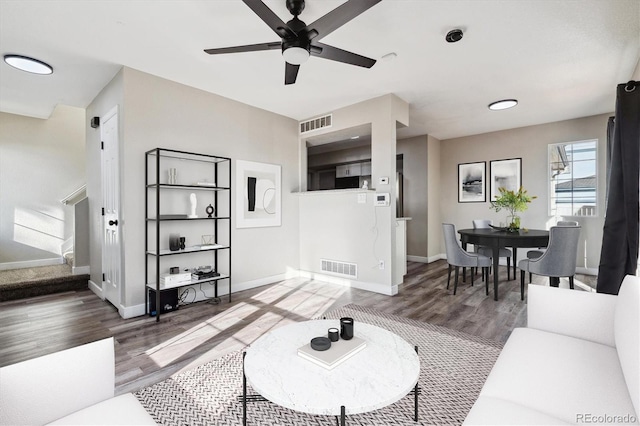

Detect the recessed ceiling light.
[
  {"left": 3, "top": 54, "right": 53, "bottom": 75},
  {"left": 488, "top": 99, "right": 518, "bottom": 110}
]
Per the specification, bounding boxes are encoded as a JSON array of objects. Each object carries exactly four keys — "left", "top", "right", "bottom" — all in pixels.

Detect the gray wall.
[
  {"left": 0, "top": 105, "right": 85, "bottom": 267},
  {"left": 397, "top": 135, "right": 428, "bottom": 259},
  {"left": 438, "top": 113, "right": 611, "bottom": 272},
  {"left": 87, "top": 67, "right": 300, "bottom": 315}
]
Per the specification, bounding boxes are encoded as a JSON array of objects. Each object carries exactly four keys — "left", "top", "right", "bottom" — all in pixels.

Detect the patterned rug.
[{"left": 134, "top": 304, "right": 503, "bottom": 425}]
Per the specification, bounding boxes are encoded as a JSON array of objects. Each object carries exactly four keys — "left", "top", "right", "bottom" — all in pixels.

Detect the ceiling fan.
[{"left": 204, "top": 0, "right": 381, "bottom": 85}]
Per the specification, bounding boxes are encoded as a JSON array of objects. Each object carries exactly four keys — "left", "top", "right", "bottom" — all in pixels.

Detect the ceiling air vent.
[
  {"left": 300, "top": 114, "right": 332, "bottom": 134},
  {"left": 321, "top": 259, "right": 357, "bottom": 278}
]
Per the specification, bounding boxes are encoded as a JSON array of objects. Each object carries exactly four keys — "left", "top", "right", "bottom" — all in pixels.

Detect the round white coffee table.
[{"left": 243, "top": 319, "right": 420, "bottom": 424}]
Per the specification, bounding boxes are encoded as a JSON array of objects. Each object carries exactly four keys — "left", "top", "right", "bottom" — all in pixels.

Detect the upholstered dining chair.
[
  {"left": 472, "top": 219, "right": 514, "bottom": 280},
  {"left": 525, "top": 220, "right": 579, "bottom": 282},
  {"left": 442, "top": 223, "right": 492, "bottom": 296},
  {"left": 518, "top": 225, "right": 581, "bottom": 300}
]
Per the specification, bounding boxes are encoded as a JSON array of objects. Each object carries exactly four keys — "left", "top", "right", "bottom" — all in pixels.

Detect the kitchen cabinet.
[{"left": 336, "top": 163, "right": 362, "bottom": 178}]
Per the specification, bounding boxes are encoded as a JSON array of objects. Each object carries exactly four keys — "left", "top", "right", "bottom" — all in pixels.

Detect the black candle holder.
[{"left": 340, "top": 317, "right": 354, "bottom": 340}]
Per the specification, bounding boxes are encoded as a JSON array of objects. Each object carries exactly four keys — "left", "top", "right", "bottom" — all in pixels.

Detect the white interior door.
[{"left": 101, "top": 106, "right": 122, "bottom": 308}]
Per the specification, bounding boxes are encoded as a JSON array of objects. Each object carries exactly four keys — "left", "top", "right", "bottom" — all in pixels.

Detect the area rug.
[{"left": 134, "top": 304, "right": 503, "bottom": 425}]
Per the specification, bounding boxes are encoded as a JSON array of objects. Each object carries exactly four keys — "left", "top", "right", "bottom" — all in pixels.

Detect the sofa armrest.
[
  {"left": 0, "top": 338, "right": 116, "bottom": 426},
  {"left": 527, "top": 284, "right": 617, "bottom": 347}
]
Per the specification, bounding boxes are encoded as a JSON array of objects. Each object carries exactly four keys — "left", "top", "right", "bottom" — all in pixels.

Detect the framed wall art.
[
  {"left": 235, "top": 160, "right": 281, "bottom": 228},
  {"left": 458, "top": 161, "right": 486, "bottom": 203},
  {"left": 490, "top": 158, "right": 522, "bottom": 200}
]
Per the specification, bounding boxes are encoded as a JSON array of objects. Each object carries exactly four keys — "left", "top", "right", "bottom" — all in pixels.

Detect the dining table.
[{"left": 457, "top": 228, "right": 550, "bottom": 301}]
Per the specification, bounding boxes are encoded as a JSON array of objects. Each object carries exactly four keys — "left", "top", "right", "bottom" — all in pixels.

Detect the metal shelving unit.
[{"left": 145, "top": 148, "right": 231, "bottom": 322}]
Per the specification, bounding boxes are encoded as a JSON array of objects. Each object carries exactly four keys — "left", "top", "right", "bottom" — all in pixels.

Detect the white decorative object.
[
  {"left": 362, "top": 180, "right": 368, "bottom": 190},
  {"left": 236, "top": 160, "right": 281, "bottom": 228},
  {"left": 244, "top": 320, "right": 419, "bottom": 416},
  {"left": 167, "top": 168, "right": 177, "bottom": 184},
  {"left": 188, "top": 193, "right": 198, "bottom": 218}
]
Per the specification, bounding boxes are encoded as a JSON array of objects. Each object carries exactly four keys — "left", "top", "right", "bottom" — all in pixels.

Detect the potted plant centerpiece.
[{"left": 490, "top": 186, "right": 536, "bottom": 231}]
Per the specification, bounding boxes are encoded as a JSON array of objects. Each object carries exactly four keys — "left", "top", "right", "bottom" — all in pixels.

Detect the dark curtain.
[
  {"left": 597, "top": 81, "right": 640, "bottom": 294},
  {"left": 605, "top": 116, "right": 615, "bottom": 204}
]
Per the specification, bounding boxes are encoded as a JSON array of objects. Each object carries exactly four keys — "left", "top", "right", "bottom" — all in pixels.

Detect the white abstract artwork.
[{"left": 235, "top": 160, "right": 281, "bottom": 228}]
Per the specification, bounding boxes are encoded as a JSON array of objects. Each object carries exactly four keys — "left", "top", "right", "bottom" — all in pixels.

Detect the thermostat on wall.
[{"left": 374, "top": 193, "right": 390, "bottom": 207}]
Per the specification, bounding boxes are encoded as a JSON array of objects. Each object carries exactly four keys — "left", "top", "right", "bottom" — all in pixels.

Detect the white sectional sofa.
[
  {"left": 0, "top": 337, "right": 156, "bottom": 425},
  {"left": 464, "top": 275, "right": 639, "bottom": 425}
]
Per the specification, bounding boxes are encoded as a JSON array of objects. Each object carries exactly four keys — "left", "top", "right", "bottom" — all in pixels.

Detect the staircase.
[{"left": 0, "top": 263, "right": 89, "bottom": 302}]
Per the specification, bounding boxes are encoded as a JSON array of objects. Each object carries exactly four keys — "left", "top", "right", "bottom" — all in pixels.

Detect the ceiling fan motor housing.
[{"left": 286, "top": 0, "right": 305, "bottom": 16}]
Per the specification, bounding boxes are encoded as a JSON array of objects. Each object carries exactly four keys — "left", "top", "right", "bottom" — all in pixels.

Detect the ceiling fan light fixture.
[
  {"left": 4, "top": 54, "right": 53, "bottom": 75},
  {"left": 488, "top": 99, "right": 518, "bottom": 110},
  {"left": 282, "top": 47, "right": 310, "bottom": 65}
]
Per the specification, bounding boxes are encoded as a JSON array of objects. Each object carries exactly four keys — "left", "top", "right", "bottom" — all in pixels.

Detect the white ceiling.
[{"left": 1, "top": 0, "right": 638, "bottom": 140}]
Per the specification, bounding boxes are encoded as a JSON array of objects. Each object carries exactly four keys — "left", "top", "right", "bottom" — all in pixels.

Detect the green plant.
[{"left": 490, "top": 187, "right": 537, "bottom": 229}]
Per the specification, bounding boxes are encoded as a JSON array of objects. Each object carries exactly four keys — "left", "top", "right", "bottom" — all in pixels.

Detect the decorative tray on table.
[{"left": 489, "top": 225, "right": 508, "bottom": 231}]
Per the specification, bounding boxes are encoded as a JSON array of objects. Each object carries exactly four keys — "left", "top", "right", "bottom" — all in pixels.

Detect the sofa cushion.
[
  {"left": 615, "top": 275, "right": 640, "bottom": 417},
  {"left": 0, "top": 338, "right": 115, "bottom": 426},
  {"left": 47, "top": 393, "right": 156, "bottom": 425},
  {"left": 464, "top": 395, "right": 569, "bottom": 425},
  {"left": 474, "top": 328, "right": 637, "bottom": 424}
]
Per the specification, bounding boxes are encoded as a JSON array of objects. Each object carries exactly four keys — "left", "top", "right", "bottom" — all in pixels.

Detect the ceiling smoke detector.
[{"left": 445, "top": 29, "right": 464, "bottom": 43}]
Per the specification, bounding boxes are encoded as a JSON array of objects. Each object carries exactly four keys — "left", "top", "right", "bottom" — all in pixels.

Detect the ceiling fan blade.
[
  {"left": 204, "top": 42, "right": 280, "bottom": 55},
  {"left": 311, "top": 43, "right": 376, "bottom": 68},
  {"left": 285, "top": 63, "right": 300, "bottom": 85},
  {"left": 305, "top": 0, "right": 381, "bottom": 41},
  {"left": 242, "top": 0, "right": 296, "bottom": 39}
]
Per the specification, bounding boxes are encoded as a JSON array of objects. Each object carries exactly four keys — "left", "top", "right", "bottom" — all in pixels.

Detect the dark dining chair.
[
  {"left": 518, "top": 225, "right": 581, "bottom": 300},
  {"left": 525, "top": 220, "right": 579, "bottom": 282},
  {"left": 442, "top": 223, "right": 491, "bottom": 295},
  {"left": 472, "top": 219, "right": 514, "bottom": 280}
]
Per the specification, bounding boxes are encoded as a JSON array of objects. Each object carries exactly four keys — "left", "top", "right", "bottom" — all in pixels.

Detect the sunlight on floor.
[{"left": 145, "top": 301, "right": 259, "bottom": 367}]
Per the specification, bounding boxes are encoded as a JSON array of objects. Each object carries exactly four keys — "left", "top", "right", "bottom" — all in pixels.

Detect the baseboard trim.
[
  {"left": 88, "top": 280, "right": 103, "bottom": 299},
  {"left": 298, "top": 270, "right": 398, "bottom": 296},
  {"left": 427, "top": 254, "right": 446, "bottom": 263},
  {"left": 119, "top": 272, "right": 300, "bottom": 319},
  {"left": 0, "top": 257, "right": 64, "bottom": 271},
  {"left": 407, "top": 255, "right": 428, "bottom": 263},
  {"left": 576, "top": 267, "right": 598, "bottom": 276},
  {"left": 72, "top": 265, "right": 90, "bottom": 275}
]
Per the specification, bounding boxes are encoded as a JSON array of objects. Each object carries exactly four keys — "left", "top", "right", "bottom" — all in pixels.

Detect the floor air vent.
[
  {"left": 300, "top": 114, "right": 332, "bottom": 134},
  {"left": 321, "top": 259, "right": 357, "bottom": 278}
]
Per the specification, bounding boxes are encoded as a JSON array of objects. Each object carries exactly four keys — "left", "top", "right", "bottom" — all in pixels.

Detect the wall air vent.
[
  {"left": 300, "top": 114, "right": 332, "bottom": 134},
  {"left": 321, "top": 259, "right": 357, "bottom": 278}
]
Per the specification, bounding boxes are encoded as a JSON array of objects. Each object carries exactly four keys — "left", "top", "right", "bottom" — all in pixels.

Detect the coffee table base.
[{"left": 240, "top": 347, "right": 421, "bottom": 425}]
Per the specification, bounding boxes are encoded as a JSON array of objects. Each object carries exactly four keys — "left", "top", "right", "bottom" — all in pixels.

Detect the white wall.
[
  {"left": 87, "top": 67, "right": 300, "bottom": 315},
  {"left": 438, "top": 113, "right": 610, "bottom": 272},
  {"left": 0, "top": 105, "right": 85, "bottom": 268},
  {"left": 298, "top": 95, "right": 409, "bottom": 294}
]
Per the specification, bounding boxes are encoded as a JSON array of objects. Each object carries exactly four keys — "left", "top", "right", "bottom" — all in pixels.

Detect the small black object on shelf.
[
  {"left": 206, "top": 204, "right": 215, "bottom": 218},
  {"left": 310, "top": 337, "right": 332, "bottom": 351},
  {"left": 179, "top": 237, "right": 186, "bottom": 250}
]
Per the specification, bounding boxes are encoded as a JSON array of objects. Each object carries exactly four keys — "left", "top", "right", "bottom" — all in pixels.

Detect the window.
[{"left": 548, "top": 140, "right": 597, "bottom": 217}]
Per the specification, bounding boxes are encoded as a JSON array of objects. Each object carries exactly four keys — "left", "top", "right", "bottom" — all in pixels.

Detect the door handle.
[{"left": 109, "top": 220, "right": 118, "bottom": 226}]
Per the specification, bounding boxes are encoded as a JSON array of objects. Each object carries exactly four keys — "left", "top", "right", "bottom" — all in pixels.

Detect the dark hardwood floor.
[{"left": 0, "top": 260, "right": 595, "bottom": 395}]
